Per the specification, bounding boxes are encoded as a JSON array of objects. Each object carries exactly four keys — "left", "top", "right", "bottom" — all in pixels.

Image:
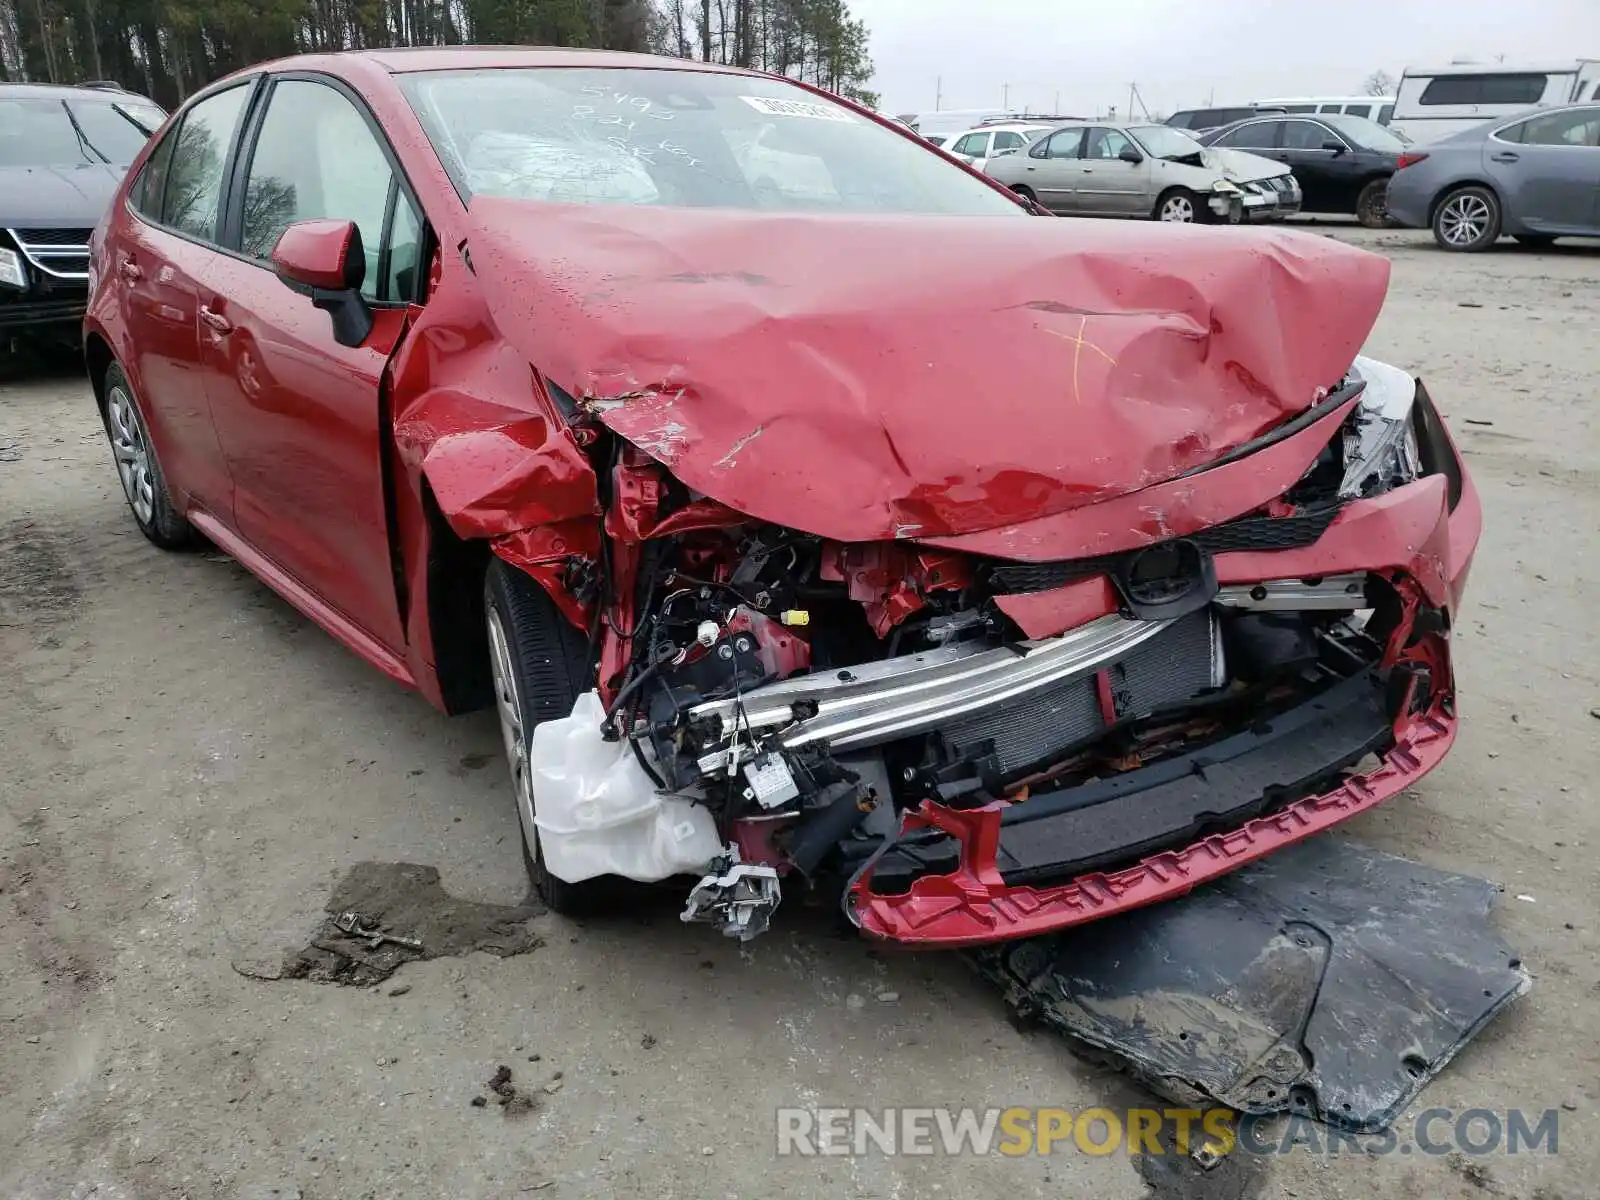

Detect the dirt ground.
[{"left": 2, "top": 224, "right": 1597, "bottom": 1200}]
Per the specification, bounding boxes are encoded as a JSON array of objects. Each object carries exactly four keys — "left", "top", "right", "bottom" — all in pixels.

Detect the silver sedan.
[
  {"left": 1384, "top": 103, "right": 1600, "bottom": 251},
  {"left": 984, "top": 121, "right": 1300, "bottom": 222}
]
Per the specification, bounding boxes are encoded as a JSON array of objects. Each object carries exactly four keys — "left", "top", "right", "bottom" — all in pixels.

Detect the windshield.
[
  {"left": 1321, "top": 114, "right": 1407, "bottom": 152},
  {"left": 0, "top": 95, "right": 159, "bottom": 166},
  {"left": 398, "top": 67, "right": 1025, "bottom": 216},
  {"left": 1129, "top": 125, "right": 1208, "bottom": 159}
]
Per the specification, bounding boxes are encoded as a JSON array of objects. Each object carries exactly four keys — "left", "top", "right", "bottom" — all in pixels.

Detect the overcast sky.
[{"left": 851, "top": 0, "right": 1600, "bottom": 118}]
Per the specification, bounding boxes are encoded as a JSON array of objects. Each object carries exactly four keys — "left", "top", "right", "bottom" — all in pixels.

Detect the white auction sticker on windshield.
[{"left": 739, "top": 96, "right": 856, "bottom": 122}]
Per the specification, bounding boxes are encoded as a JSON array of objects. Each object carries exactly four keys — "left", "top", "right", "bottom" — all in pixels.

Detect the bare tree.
[{"left": 1363, "top": 69, "right": 1397, "bottom": 97}]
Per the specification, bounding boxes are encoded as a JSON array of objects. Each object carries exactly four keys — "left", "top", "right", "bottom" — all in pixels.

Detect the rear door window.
[
  {"left": 992, "top": 131, "right": 1026, "bottom": 153},
  {"left": 1514, "top": 108, "right": 1600, "bottom": 147},
  {"left": 160, "top": 85, "right": 250, "bottom": 243},
  {"left": 132, "top": 126, "right": 176, "bottom": 218},
  {"left": 1042, "top": 128, "right": 1085, "bottom": 158},
  {"left": 1214, "top": 121, "right": 1278, "bottom": 149}
]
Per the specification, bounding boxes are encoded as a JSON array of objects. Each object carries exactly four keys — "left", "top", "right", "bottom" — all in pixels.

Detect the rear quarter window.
[{"left": 1420, "top": 74, "right": 1548, "bottom": 106}]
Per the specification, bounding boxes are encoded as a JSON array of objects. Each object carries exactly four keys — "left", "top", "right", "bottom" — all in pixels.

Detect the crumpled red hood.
[{"left": 467, "top": 199, "right": 1389, "bottom": 544}]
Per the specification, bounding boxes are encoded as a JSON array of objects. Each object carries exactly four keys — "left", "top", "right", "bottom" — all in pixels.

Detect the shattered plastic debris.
[
  {"left": 680, "top": 845, "right": 782, "bottom": 941},
  {"left": 972, "top": 837, "right": 1529, "bottom": 1132}
]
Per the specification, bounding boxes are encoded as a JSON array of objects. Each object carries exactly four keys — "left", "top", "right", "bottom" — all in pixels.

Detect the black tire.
[
  {"left": 98, "top": 361, "right": 197, "bottom": 548},
  {"left": 1154, "top": 187, "right": 1205, "bottom": 224},
  {"left": 1356, "top": 178, "right": 1391, "bottom": 229},
  {"left": 1513, "top": 234, "right": 1557, "bottom": 249},
  {"left": 483, "top": 557, "right": 613, "bottom": 914},
  {"left": 1012, "top": 185, "right": 1037, "bottom": 203},
  {"left": 1432, "top": 185, "right": 1501, "bottom": 252}
]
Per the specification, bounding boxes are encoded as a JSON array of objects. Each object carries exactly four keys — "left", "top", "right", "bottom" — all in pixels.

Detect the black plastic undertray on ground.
[{"left": 970, "top": 836, "right": 1530, "bottom": 1132}]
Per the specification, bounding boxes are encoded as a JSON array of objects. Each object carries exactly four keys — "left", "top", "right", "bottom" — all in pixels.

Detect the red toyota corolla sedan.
[{"left": 85, "top": 47, "right": 1481, "bottom": 947}]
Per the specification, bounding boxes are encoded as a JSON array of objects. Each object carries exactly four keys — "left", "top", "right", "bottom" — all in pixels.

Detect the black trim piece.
[
  {"left": 1411, "top": 380, "right": 1464, "bottom": 512},
  {"left": 1175, "top": 381, "right": 1362, "bottom": 479},
  {"left": 985, "top": 504, "right": 1341, "bottom": 595},
  {"left": 863, "top": 667, "right": 1391, "bottom": 892},
  {"left": 377, "top": 176, "right": 399, "bottom": 303},
  {"left": 1001, "top": 667, "right": 1386, "bottom": 829},
  {"left": 220, "top": 75, "right": 273, "bottom": 253}
]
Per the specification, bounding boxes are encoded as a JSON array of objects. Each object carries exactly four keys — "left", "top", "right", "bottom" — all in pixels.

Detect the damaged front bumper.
[
  {"left": 846, "top": 666, "right": 1454, "bottom": 947},
  {"left": 683, "top": 448, "right": 1478, "bottom": 946}
]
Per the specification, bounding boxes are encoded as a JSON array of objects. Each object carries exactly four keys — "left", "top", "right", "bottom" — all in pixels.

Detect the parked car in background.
[
  {"left": 85, "top": 47, "right": 1480, "bottom": 947},
  {"left": 1, "top": 82, "right": 164, "bottom": 342},
  {"left": 1385, "top": 103, "right": 1600, "bottom": 251},
  {"left": 944, "top": 121, "right": 1054, "bottom": 170},
  {"left": 1391, "top": 60, "right": 1600, "bottom": 143},
  {"left": 1252, "top": 96, "right": 1396, "bottom": 124},
  {"left": 987, "top": 120, "right": 1300, "bottom": 222},
  {"left": 1199, "top": 113, "right": 1408, "bottom": 227},
  {"left": 1164, "top": 106, "right": 1264, "bottom": 133}
]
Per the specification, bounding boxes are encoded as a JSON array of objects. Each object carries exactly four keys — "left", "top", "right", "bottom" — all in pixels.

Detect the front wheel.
[
  {"left": 1155, "top": 188, "right": 1202, "bottom": 223},
  {"left": 1433, "top": 186, "right": 1501, "bottom": 252},
  {"left": 483, "top": 558, "right": 609, "bottom": 914},
  {"left": 1356, "top": 178, "right": 1391, "bottom": 229}
]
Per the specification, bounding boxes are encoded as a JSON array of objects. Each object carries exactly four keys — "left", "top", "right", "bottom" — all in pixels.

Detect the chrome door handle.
[{"left": 199, "top": 306, "right": 232, "bottom": 334}]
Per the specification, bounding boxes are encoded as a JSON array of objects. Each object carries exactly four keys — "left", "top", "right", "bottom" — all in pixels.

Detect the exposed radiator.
[{"left": 941, "top": 610, "right": 1222, "bottom": 776}]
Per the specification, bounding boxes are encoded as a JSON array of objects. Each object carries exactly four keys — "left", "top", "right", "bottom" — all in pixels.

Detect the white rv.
[{"left": 1391, "top": 61, "right": 1600, "bottom": 143}]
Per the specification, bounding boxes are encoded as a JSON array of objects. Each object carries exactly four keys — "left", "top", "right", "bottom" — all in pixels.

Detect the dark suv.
[
  {"left": 0, "top": 82, "right": 164, "bottom": 342},
  {"left": 1165, "top": 106, "right": 1279, "bottom": 133}
]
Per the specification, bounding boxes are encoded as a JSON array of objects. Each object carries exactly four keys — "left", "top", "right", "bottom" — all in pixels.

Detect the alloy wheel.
[
  {"left": 1439, "top": 194, "right": 1492, "bottom": 248},
  {"left": 1160, "top": 195, "right": 1195, "bottom": 222},
  {"left": 106, "top": 384, "right": 155, "bottom": 525},
  {"left": 487, "top": 606, "right": 537, "bottom": 855}
]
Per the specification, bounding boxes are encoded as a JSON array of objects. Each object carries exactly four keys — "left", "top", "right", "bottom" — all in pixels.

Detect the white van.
[
  {"left": 1251, "top": 96, "right": 1396, "bottom": 124},
  {"left": 1390, "top": 61, "right": 1600, "bottom": 143}
]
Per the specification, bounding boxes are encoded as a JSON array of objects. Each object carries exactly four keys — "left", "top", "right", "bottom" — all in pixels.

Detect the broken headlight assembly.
[{"left": 1338, "top": 356, "right": 1422, "bottom": 499}]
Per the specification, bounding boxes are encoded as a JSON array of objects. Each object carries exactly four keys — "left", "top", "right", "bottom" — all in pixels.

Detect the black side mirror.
[
  {"left": 1322, "top": 140, "right": 1347, "bottom": 155},
  {"left": 1118, "top": 145, "right": 1144, "bottom": 164}
]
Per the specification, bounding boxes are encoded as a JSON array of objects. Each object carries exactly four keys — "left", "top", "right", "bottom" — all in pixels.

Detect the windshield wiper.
[
  {"left": 113, "top": 103, "right": 158, "bottom": 137},
  {"left": 60, "top": 101, "right": 110, "bottom": 164}
]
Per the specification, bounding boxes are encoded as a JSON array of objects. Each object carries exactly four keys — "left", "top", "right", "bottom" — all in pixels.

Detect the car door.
[
  {"left": 984, "top": 129, "right": 1028, "bottom": 171},
  {"left": 1019, "top": 128, "right": 1086, "bottom": 211},
  {"left": 1078, "top": 127, "right": 1151, "bottom": 215},
  {"left": 112, "top": 81, "right": 254, "bottom": 518},
  {"left": 197, "top": 74, "right": 425, "bottom": 656},
  {"left": 1488, "top": 108, "right": 1600, "bottom": 232},
  {"left": 1277, "top": 119, "right": 1353, "bottom": 211}
]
